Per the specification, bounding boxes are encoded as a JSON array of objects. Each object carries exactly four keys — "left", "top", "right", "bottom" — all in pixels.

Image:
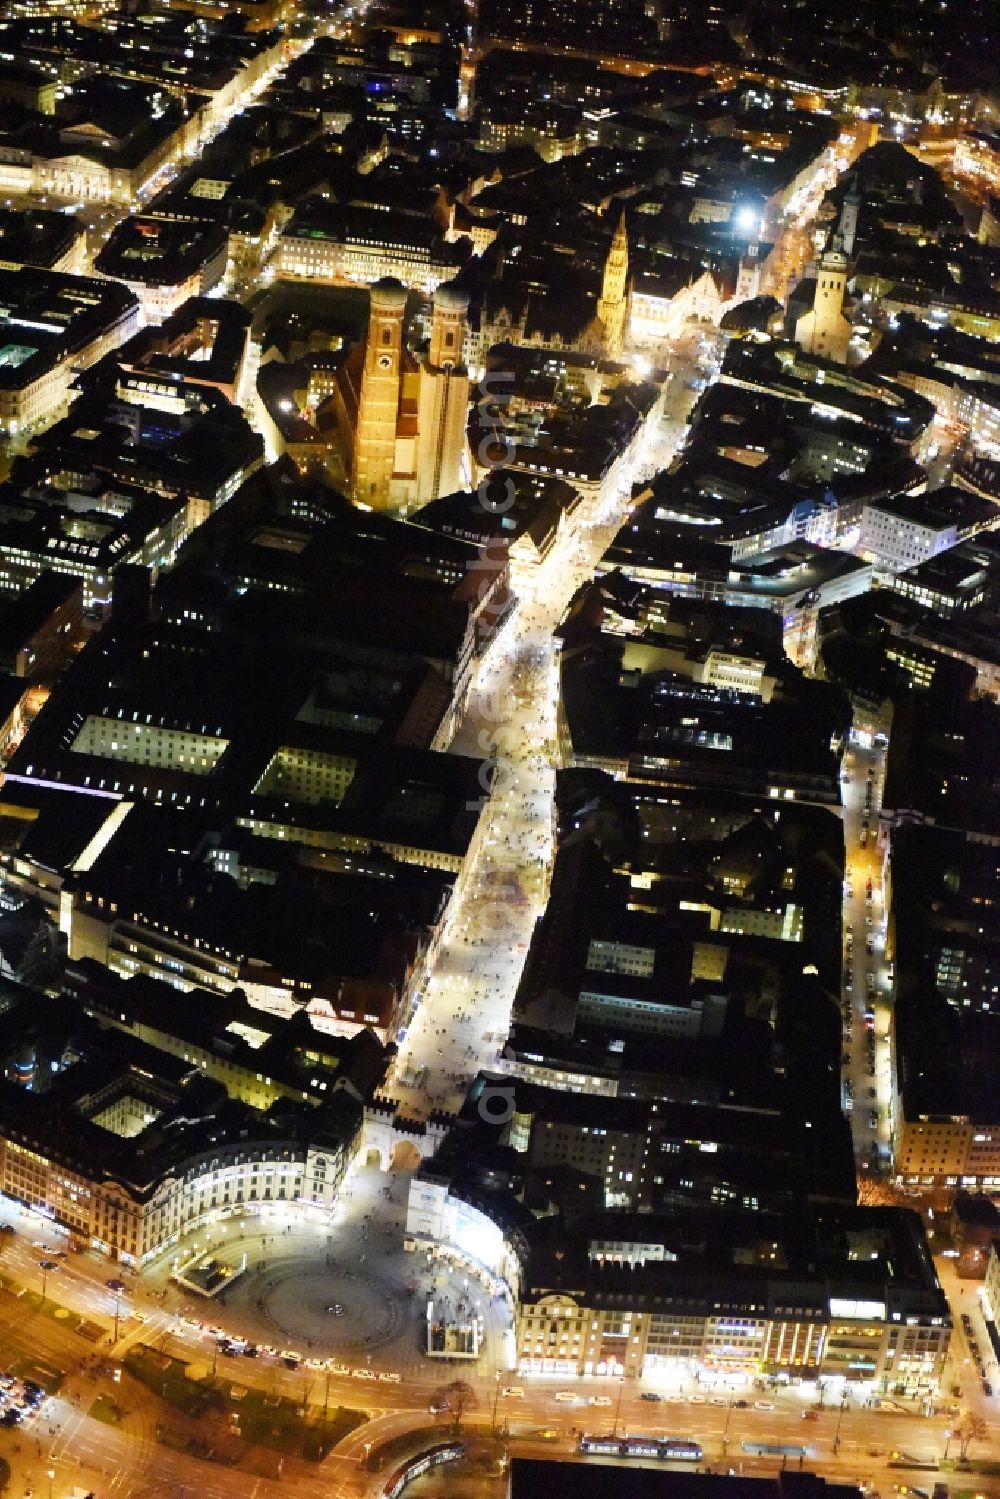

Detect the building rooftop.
[
  {"left": 866, "top": 484, "right": 998, "bottom": 535},
  {"left": 0, "top": 978, "right": 368, "bottom": 1203},
  {"left": 282, "top": 197, "right": 457, "bottom": 260},
  {"left": 0, "top": 267, "right": 137, "bottom": 394},
  {"left": 509, "top": 1460, "right": 862, "bottom": 1499},
  {"left": 889, "top": 823, "right": 1000, "bottom": 1124},
  {"left": 412, "top": 470, "right": 577, "bottom": 554},
  {"left": 0, "top": 474, "right": 184, "bottom": 583},
  {"left": 105, "top": 296, "right": 251, "bottom": 397},
  {"left": 18, "top": 388, "right": 264, "bottom": 507},
  {"left": 0, "top": 570, "right": 80, "bottom": 655},
  {"left": 66, "top": 957, "right": 390, "bottom": 1108},
  {"left": 0, "top": 209, "right": 82, "bottom": 272},
  {"left": 720, "top": 339, "right": 935, "bottom": 444},
  {"left": 520, "top": 1201, "right": 950, "bottom": 1321},
  {"left": 95, "top": 216, "right": 228, "bottom": 288}
]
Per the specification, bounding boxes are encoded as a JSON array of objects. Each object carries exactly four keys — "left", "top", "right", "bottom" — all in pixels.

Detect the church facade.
[
  {"left": 468, "top": 212, "right": 733, "bottom": 365},
  {"left": 793, "top": 239, "right": 852, "bottom": 364},
  {"left": 328, "top": 277, "right": 472, "bottom": 514},
  {"left": 467, "top": 211, "right": 632, "bottom": 366},
  {"left": 790, "top": 192, "right": 860, "bottom": 365}
]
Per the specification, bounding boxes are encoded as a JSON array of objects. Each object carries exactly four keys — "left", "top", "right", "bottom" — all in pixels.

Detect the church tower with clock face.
[
  {"left": 351, "top": 277, "right": 407, "bottom": 507},
  {"left": 337, "top": 278, "right": 471, "bottom": 514},
  {"left": 415, "top": 282, "right": 471, "bottom": 505}
]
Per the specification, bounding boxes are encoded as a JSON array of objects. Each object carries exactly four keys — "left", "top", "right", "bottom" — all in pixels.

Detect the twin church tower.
[
  {"left": 333, "top": 211, "right": 631, "bottom": 514},
  {"left": 333, "top": 277, "right": 471, "bottom": 514}
]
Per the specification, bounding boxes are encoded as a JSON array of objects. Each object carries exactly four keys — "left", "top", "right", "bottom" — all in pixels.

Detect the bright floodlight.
[{"left": 735, "top": 205, "right": 759, "bottom": 234}]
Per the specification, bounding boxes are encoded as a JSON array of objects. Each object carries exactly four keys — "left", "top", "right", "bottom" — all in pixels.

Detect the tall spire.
[
  {"left": 596, "top": 208, "right": 629, "bottom": 356},
  {"left": 838, "top": 178, "right": 861, "bottom": 257},
  {"left": 603, "top": 209, "right": 628, "bottom": 305}
]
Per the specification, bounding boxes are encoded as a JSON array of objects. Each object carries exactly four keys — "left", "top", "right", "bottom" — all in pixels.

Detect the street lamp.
[
  {"left": 833, "top": 1392, "right": 848, "bottom": 1453},
  {"left": 611, "top": 1374, "right": 626, "bottom": 1438},
  {"left": 722, "top": 1396, "right": 735, "bottom": 1454},
  {"left": 491, "top": 1370, "right": 501, "bottom": 1437},
  {"left": 46, "top": 1469, "right": 55, "bottom": 1499},
  {"left": 943, "top": 1428, "right": 953, "bottom": 1461}
]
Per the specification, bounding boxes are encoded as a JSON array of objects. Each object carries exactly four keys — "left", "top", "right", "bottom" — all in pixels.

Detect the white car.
[
  {"left": 353, "top": 1368, "right": 376, "bottom": 1380},
  {"left": 502, "top": 1387, "right": 525, "bottom": 1399},
  {"left": 330, "top": 1364, "right": 351, "bottom": 1377},
  {"left": 754, "top": 1400, "right": 775, "bottom": 1411},
  {"left": 588, "top": 1395, "right": 612, "bottom": 1407},
  {"left": 553, "top": 1391, "right": 580, "bottom": 1403},
  {"left": 377, "top": 1371, "right": 400, "bottom": 1383}
]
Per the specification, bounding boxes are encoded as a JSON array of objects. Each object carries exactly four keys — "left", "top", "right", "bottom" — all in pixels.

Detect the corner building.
[
  {"left": 515, "top": 1206, "right": 950, "bottom": 1395},
  {"left": 0, "top": 977, "right": 375, "bottom": 1265}
]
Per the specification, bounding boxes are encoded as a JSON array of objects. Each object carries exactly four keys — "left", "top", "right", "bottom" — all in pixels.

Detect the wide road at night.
[{"left": 1, "top": 1200, "right": 996, "bottom": 1499}]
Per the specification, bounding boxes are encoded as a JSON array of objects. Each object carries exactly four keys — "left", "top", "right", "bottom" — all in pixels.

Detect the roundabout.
[
  {"left": 250, "top": 1256, "right": 410, "bottom": 1354},
  {"left": 161, "top": 1165, "right": 506, "bottom": 1374}
]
